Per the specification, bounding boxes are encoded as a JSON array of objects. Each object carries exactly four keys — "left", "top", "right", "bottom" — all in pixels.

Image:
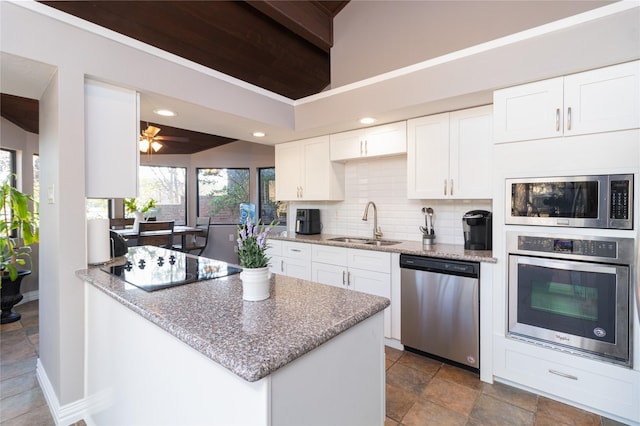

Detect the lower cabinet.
[
  {"left": 493, "top": 336, "right": 640, "bottom": 424},
  {"left": 266, "top": 240, "right": 311, "bottom": 281},
  {"left": 311, "top": 245, "right": 392, "bottom": 338}
]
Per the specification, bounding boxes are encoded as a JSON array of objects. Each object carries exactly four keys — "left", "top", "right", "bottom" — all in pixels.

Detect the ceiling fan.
[{"left": 139, "top": 124, "right": 188, "bottom": 154}]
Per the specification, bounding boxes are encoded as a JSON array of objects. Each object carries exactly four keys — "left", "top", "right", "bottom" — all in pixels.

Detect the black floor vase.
[{"left": 1, "top": 270, "right": 30, "bottom": 324}]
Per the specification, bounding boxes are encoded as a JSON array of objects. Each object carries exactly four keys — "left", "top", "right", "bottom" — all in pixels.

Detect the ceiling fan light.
[
  {"left": 139, "top": 138, "right": 150, "bottom": 152},
  {"left": 151, "top": 141, "right": 163, "bottom": 152}
]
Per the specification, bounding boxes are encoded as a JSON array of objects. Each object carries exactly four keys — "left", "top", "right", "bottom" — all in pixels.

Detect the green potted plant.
[
  {"left": 123, "top": 198, "right": 156, "bottom": 231},
  {"left": 1, "top": 174, "right": 39, "bottom": 324}
]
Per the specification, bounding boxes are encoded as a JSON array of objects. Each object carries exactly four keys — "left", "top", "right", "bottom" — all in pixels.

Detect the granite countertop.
[
  {"left": 77, "top": 256, "right": 390, "bottom": 383},
  {"left": 270, "top": 233, "right": 497, "bottom": 263}
]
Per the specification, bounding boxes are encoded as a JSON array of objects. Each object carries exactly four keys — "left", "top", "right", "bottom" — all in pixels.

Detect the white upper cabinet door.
[
  {"left": 274, "top": 141, "right": 302, "bottom": 200},
  {"left": 493, "top": 77, "right": 563, "bottom": 143},
  {"left": 449, "top": 105, "right": 493, "bottom": 199},
  {"left": 330, "top": 122, "right": 406, "bottom": 161},
  {"left": 563, "top": 61, "right": 640, "bottom": 136},
  {"left": 275, "top": 136, "right": 344, "bottom": 201},
  {"left": 85, "top": 79, "right": 139, "bottom": 198},
  {"left": 407, "top": 112, "right": 450, "bottom": 199}
]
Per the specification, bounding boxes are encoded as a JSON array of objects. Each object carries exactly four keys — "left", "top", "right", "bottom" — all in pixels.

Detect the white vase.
[
  {"left": 132, "top": 211, "right": 144, "bottom": 232},
  {"left": 240, "top": 266, "right": 271, "bottom": 301}
]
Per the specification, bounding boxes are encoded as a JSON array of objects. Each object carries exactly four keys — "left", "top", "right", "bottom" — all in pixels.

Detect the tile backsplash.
[{"left": 287, "top": 155, "right": 492, "bottom": 245}]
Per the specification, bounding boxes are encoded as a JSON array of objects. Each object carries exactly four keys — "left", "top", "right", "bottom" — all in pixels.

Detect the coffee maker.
[
  {"left": 295, "top": 209, "right": 321, "bottom": 235},
  {"left": 462, "top": 210, "right": 492, "bottom": 250}
]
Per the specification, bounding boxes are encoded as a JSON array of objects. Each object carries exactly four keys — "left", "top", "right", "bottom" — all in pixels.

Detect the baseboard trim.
[
  {"left": 17, "top": 290, "right": 39, "bottom": 305},
  {"left": 384, "top": 338, "right": 404, "bottom": 351},
  {"left": 36, "top": 359, "right": 86, "bottom": 425}
]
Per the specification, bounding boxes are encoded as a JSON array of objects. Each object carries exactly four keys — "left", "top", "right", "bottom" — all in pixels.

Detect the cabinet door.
[
  {"left": 329, "top": 129, "right": 362, "bottom": 161},
  {"left": 349, "top": 268, "right": 391, "bottom": 338},
  {"left": 347, "top": 248, "right": 390, "bottom": 274},
  {"left": 85, "top": 80, "right": 139, "bottom": 198},
  {"left": 449, "top": 105, "right": 493, "bottom": 199},
  {"left": 407, "top": 112, "right": 450, "bottom": 199},
  {"left": 275, "top": 142, "right": 301, "bottom": 200},
  {"left": 268, "top": 255, "right": 284, "bottom": 275},
  {"left": 311, "top": 262, "right": 345, "bottom": 288},
  {"left": 363, "top": 122, "right": 407, "bottom": 158},
  {"left": 564, "top": 61, "right": 640, "bottom": 136},
  {"left": 493, "top": 77, "right": 564, "bottom": 143},
  {"left": 312, "top": 244, "right": 347, "bottom": 266},
  {"left": 301, "top": 136, "right": 343, "bottom": 200},
  {"left": 282, "top": 257, "right": 311, "bottom": 281}
]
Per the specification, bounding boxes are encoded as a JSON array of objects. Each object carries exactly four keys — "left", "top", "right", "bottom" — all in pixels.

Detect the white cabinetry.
[
  {"left": 407, "top": 105, "right": 493, "bottom": 199},
  {"left": 267, "top": 240, "right": 311, "bottom": 281},
  {"left": 494, "top": 337, "right": 640, "bottom": 424},
  {"left": 311, "top": 245, "right": 391, "bottom": 338},
  {"left": 494, "top": 60, "right": 640, "bottom": 143},
  {"left": 275, "top": 136, "right": 344, "bottom": 201},
  {"left": 85, "top": 79, "right": 139, "bottom": 198},
  {"left": 330, "top": 122, "right": 406, "bottom": 161}
]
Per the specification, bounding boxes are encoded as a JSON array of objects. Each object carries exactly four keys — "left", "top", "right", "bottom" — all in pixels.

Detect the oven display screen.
[{"left": 553, "top": 239, "right": 573, "bottom": 253}]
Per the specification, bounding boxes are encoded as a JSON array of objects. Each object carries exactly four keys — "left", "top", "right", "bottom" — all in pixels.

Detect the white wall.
[
  {"left": 331, "top": 0, "right": 613, "bottom": 88},
  {"left": 288, "top": 154, "right": 491, "bottom": 245}
]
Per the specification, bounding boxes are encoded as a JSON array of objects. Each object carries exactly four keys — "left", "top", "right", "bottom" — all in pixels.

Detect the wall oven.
[
  {"left": 506, "top": 174, "right": 633, "bottom": 229},
  {"left": 507, "top": 232, "right": 634, "bottom": 367}
]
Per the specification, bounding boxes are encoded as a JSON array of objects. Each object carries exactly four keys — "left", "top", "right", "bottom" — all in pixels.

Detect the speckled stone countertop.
[
  {"left": 76, "top": 256, "right": 390, "bottom": 383},
  {"left": 270, "top": 233, "right": 497, "bottom": 263}
]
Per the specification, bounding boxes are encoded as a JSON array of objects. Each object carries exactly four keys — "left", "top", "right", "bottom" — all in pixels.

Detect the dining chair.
[
  {"left": 137, "top": 220, "right": 175, "bottom": 248},
  {"left": 176, "top": 216, "right": 211, "bottom": 256},
  {"left": 109, "top": 218, "right": 135, "bottom": 229}
]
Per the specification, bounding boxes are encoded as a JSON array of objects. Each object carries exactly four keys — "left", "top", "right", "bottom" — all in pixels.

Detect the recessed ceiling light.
[
  {"left": 153, "top": 109, "right": 176, "bottom": 117},
  {"left": 359, "top": 117, "right": 376, "bottom": 125},
  {"left": 253, "top": 131, "right": 266, "bottom": 138}
]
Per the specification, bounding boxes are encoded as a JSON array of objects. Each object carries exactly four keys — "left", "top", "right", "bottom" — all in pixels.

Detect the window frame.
[
  {"left": 128, "top": 165, "right": 188, "bottom": 225},
  {"left": 196, "top": 167, "right": 250, "bottom": 225}
]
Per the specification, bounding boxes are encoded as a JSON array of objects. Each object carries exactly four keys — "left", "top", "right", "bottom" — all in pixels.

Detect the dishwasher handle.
[{"left": 400, "top": 254, "right": 479, "bottom": 278}]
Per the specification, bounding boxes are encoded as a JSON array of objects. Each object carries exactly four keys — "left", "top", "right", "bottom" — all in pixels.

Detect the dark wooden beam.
[{"left": 1, "top": 94, "right": 39, "bottom": 134}]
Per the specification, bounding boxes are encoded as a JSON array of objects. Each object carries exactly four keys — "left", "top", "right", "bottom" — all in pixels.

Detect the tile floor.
[{"left": 0, "top": 300, "right": 629, "bottom": 426}]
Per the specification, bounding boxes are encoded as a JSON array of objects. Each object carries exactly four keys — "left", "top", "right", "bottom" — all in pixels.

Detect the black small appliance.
[
  {"left": 110, "top": 231, "right": 129, "bottom": 257},
  {"left": 462, "top": 210, "right": 492, "bottom": 250},
  {"left": 295, "top": 209, "right": 321, "bottom": 235}
]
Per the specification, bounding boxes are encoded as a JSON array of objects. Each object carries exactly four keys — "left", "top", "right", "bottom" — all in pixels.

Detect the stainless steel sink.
[{"left": 328, "top": 237, "right": 401, "bottom": 246}]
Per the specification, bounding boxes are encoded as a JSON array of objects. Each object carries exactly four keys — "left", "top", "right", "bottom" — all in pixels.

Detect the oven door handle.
[{"left": 548, "top": 369, "right": 578, "bottom": 380}]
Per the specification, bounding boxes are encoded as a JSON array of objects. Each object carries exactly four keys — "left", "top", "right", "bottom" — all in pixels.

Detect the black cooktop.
[{"left": 101, "top": 246, "right": 242, "bottom": 292}]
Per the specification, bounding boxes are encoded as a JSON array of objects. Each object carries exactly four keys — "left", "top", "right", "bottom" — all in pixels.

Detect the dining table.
[{"left": 114, "top": 225, "right": 206, "bottom": 249}]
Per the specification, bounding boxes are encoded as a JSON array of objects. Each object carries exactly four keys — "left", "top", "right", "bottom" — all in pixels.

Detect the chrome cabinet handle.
[
  {"left": 444, "top": 179, "right": 447, "bottom": 196},
  {"left": 567, "top": 107, "right": 572, "bottom": 131},
  {"left": 548, "top": 369, "right": 578, "bottom": 380},
  {"left": 450, "top": 179, "right": 454, "bottom": 196},
  {"left": 364, "top": 140, "right": 368, "bottom": 156},
  {"left": 342, "top": 270, "right": 346, "bottom": 286},
  {"left": 360, "top": 140, "right": 363, "bottom": 156},
  {"left": 280, "top": 260, "right": 284, "bottom": 272},
  {"left": 290, "top": 249, "right": 301, "bottom": 253},
  {"left": 347, "top": 271, "right": 351, "bottom": 287},
  {"left": 556, "top": 108, "right": 560, "bottom": 132}
]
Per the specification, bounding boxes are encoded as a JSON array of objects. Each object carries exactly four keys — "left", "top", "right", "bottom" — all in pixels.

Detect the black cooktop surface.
[{"left": 101, "top": 246, "right": 242, "bottom": 292}]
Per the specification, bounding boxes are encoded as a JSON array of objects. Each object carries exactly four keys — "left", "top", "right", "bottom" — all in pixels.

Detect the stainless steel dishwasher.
[{"left": 400, "top": 254, "right": 480, "bottom": 371}]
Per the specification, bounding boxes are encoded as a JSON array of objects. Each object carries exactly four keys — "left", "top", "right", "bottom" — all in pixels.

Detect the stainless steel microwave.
[{"left": 506, "top": 174, "right": 633, "bottom": 229}]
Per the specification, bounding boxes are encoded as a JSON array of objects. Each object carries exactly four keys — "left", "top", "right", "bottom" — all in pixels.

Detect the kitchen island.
[{"left": 76, "top": 247, "right": 390, "bottom": 425}]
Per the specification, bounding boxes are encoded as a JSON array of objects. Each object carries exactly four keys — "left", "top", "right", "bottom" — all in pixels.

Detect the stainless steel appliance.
[
  {"left": 506, "top": 174, "right": 633, "bottom": 229},
  {"left": 400, "top": 255, "right": 480, "bottom": 370},
  {"left": 507, "top": 232, "right": 634, "bottom": 367},
  {"left": 295, "top": 208, "right": 321, "bottom": 235},
  {"left": 462, "top": 210, "right": 492, "bottom": 250}
]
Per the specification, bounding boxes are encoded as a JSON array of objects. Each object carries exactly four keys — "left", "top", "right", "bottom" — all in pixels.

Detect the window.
[
  {"left": 130, "top": 166, "right": 187, "bottom": 225},
  {"left": 258, "top": 167, "right": 286, "bottom": 225},
  {"left": 1, "top": 149, "right": 17, "bottom": 232},
  {"left": 197, "top": 168, "right": 249, "bottom": 224}
]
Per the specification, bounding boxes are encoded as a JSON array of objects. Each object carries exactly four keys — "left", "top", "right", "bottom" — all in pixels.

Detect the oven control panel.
[{"left": 517, "top": 236, "right": 617, "bottom": 259}]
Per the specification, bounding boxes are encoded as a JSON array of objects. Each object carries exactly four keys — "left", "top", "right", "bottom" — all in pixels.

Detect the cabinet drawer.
[
  {"left": 495, "top": 338, "right": 640, "bottom": 422},
  {"left": 266, "top": 239, "right": 283, "bottom": 257},
  {"left": 282, "top": 241, "right": 311, "bottom": 260},
  {"left": 347, "top": 248, "right": 391, "bottom": 274},
  {"left": 312, "top": 244, "right": 347, "bottom": 266}
]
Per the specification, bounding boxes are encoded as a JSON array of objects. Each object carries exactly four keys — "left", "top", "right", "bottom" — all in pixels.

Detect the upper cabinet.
[
  {"left": 330, "top": 122, "right": 406, "bottom": 161},
  {"left": 275, "top": 136, "right": 344, "bottom": 201},
  {"left": 494, "top": 60, "right": 640, "bottom": 143},
  {"left": 85, "top": 79, "right": 139, "bottom": 198},
  {"left": 407, "top": 105, "right": 493, "bottom": 199}
]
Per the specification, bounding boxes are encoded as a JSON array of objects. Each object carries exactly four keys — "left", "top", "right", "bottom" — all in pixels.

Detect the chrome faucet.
[{"left": 362, "top": 201, "right": 383, "bottom": 240}]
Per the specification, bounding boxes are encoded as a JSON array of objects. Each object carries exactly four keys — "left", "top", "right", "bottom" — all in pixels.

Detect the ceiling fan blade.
[
  {"left": 143, "top": 125, "right": 161, "bottom": 138},
  {"left": 155, "top": 135, "right": 189, "bottom": 142}
]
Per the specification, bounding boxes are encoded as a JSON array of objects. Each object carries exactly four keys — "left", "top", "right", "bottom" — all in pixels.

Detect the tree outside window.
[
  {"left": 197, "top": 168, "right": 249, "bottom": 224},
  {"left": 258, "top": 167, "right": 286, "bottom": 225},
  {"left": 129, "top": 166, "right": 186, "bottom": 224}
]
